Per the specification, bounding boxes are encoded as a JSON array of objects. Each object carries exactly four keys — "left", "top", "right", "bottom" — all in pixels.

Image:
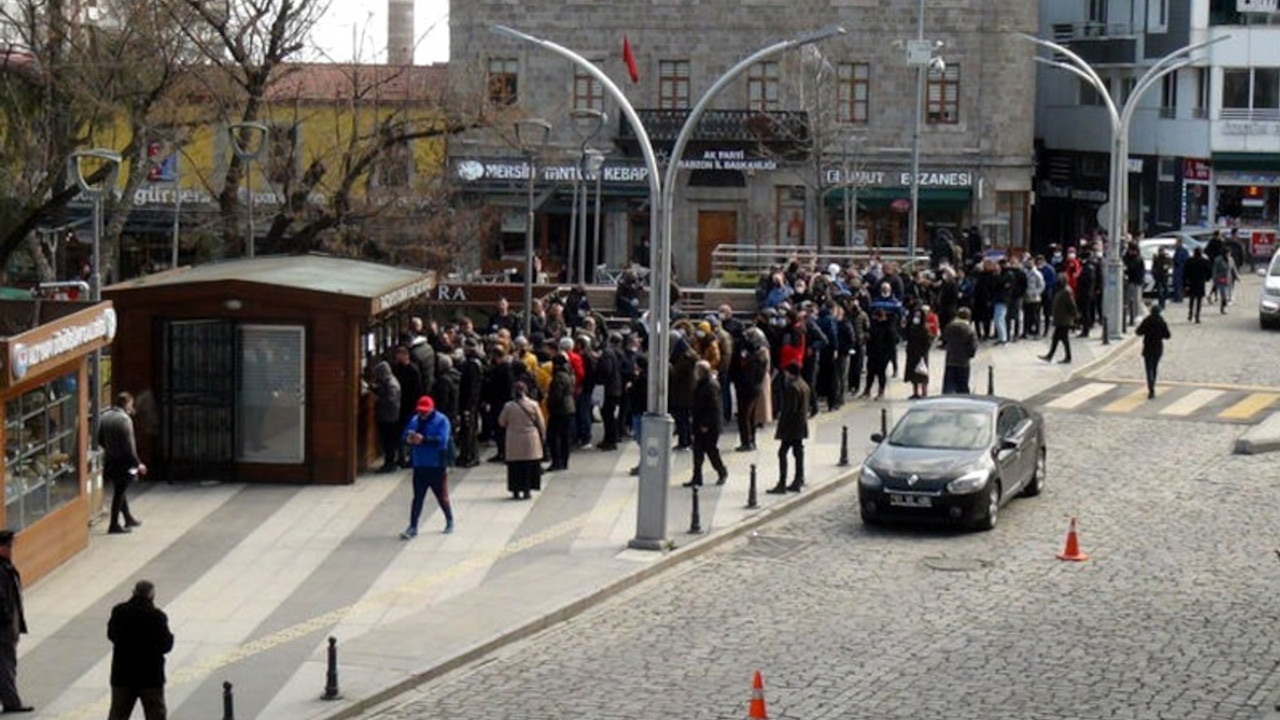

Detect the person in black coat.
[
  {"left": 391, "top": 346, "right": 424, "bottom": 467},
  {"left": 1183, "top": 247, "right": 1213, "bottom": 323},
  {"left": 1075, "top": 253, "right": 1098, "bottom": 337},
  {"left": 107, "top": 580, "right": 174, "bottom": 720},
  {"left": 430, "top": 356, "right": 461, "bottom": 436},
  {"left": 683, "top": 361, "right": 727, "bottom": 487},
  {"left": 0, "top": 532, "right": 29, "bottom": 713},
  {"left": 596, "top": 333, "right": 624, "bottom": 450},
  {"left": 455, "top": 345, "right": 485, "bottom": 467},
  {"left": 1134, "top": 305, "right": 1171, "bottom": 399}
]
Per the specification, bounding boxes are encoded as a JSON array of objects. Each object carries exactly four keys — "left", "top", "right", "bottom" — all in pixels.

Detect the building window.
[
  {"left": 1080, "top": 154, "right": 1107, "bottom": 177},
  {"left": 1221, "top": 67, "right": 1280, "bottom": 119},
  {"left": 926, "top": 63, "right": 960, "bottom": 124},
  {"left": 1193, "top": 67, "right": 1210, "bottom": 118},
  {"left": 573, "top": 67, "right": 603, "bottom": 113},
  {"left": 836, "top": 62, "right": 869, "bottom": 123},
  {"left": 5, "top": 372, "right": 80, "bottom": 531},
  {"left": 1159, "top": 72, "right": 1177, "bottom": 118},
  {"left": 1118, "top": 75, "right": 1136, "bottom": 105},
  {"left": 776, "top": 186, "right": 806, "bottom": 244},
  {"left": 1080, "top": 79, "right": 1104, "bottom": 106},
  {"left": 265, "top": 124, "right": 298, "bottom": 184},
  {"left": 375, "top": 137, "right": 414, "bottom": 189},
  {"left": 1147, "top": 0, "right": 1168, "bottom": 30},
  {"left": 747, "top": 61, "right": 780, "bottom": 112},
  {"left": 996, "top": 191, "right": 1029, "bottom": 249},
  {"left": 658, "top": 60, "right": 690, "bottom": 109},
  {"left": 488, "top": 57, "right": 519, "bottom": 106}
]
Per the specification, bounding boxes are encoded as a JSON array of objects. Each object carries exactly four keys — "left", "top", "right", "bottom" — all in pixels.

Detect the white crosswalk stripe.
[
  {"left": 1045, "top": 382, "right": 1116, "bottom": 410},
  {"left": 1159, "top": 388, "right": 1225, "bottom": 417}
]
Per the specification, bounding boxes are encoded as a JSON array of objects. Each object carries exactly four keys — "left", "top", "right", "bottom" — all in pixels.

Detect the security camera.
[{"left": 929, "top": 57, "right": 947, "bottom": 73}]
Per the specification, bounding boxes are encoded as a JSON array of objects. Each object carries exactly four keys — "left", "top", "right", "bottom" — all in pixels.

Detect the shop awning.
[
  {"left": 1210, "top": 153, "right": 1280, "bottom": 172},
  {"left": 824, "top": 187, "right": 972, "bottom": 210}
]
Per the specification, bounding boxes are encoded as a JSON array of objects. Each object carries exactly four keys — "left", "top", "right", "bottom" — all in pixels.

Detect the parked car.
[
  {"left": 1260, "top": 251, "right": 1280, "bottom": 330},
  {"left": 858, "top": 396, "right": 1045, "bottom": 531}
]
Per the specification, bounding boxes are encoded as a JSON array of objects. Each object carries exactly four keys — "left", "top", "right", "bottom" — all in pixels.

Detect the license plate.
[{"left": 888, "top": 494, "right": 932, "bottom": 508}]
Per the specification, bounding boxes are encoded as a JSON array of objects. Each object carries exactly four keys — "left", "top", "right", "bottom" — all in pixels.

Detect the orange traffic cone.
[
  {"left": 1056, "top": 517, "right": 1089, "bottom": 561},
  {"left": 747, "top": 670, "right": 768, "bottom": 719}
]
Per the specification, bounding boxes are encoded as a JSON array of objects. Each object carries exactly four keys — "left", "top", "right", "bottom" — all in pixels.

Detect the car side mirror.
[{"left": 870, "top": 432, "right": 884, "bottom": 444}]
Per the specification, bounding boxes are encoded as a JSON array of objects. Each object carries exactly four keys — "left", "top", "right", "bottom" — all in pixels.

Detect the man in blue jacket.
[{"left": 401, "top": 395, "right": 455, "bottom": 538}]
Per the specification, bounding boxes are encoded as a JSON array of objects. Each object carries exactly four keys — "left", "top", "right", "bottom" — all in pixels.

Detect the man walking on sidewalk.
[
  {"left": 107, "top": 580, "right": 173, "bottom": 720},
  {"left": 1040, "top": 283, "right": 1079, "bottom": 364},
  {"left": 401, "top": 396, "right": 455, "bottom": 538},
  {"left": 99, "top": 392, "right": 146, "bottom": 535},
  {"left": 684, "top": 361, "right": 728, "bottom": 488},
  {"left": 768, "top": 363, "right": 810, "bottom": 495},
  {"left": 0, "top": 531, "right": 30, "bottom": 714},
  {"left": 1134, "top": 305, "right": 1171, "bottom": 398}
]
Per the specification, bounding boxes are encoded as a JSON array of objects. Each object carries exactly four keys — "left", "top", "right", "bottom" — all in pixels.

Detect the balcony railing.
[
  {"left": 1220, "top": 108, "right": 1280, "bottom": 121},
  {"left": 618, "top": 108, "right": 811, "bottom": 147},
  {"left": 1051, "top": 21, "right": 1135, "bottom": 41}
]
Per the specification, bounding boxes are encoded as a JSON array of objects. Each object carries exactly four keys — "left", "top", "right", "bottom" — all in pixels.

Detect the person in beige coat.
[{"left": 498, "top": 381, "right": 546, "bottom": 500}]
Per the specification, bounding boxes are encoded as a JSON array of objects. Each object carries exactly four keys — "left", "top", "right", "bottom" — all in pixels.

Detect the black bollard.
[
  {"left": 1101, "top": 313, "right": 1110, "bottom": 346},
  {"left": 689, "top": 485, "right": 704, "bottom": 534},
  {"left": 987, "top": 365, "right": 995, "bottom": 396},
  {"left": 880, "top": 407, "right": 888, "bottom": 437},
  {"left": 838, "top": 425, "right": 850, "bottom": 466},
  {"left": 222, "top": 681, "right": 235, "bottom": 720},
  {"left": 321, "top": 636, "right": 342, "bottom": 700},
  {"left": 746, "top": 464, "right": 759, "bottom": 509}
]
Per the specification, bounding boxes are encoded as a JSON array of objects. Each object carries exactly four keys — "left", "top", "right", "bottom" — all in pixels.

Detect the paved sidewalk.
[{"left": 22, "top": 326, "right": 1127, "bottom": 720}]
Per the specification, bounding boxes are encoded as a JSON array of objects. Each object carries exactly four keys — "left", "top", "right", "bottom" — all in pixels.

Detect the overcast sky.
[{"left": 307, "top": 0, "right": 449, "bottom": 65}]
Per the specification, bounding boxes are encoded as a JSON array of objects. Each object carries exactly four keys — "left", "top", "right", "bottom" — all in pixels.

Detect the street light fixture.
[
  {"left": 492, "top": 23, "right": 844, "bottom": 551},
  {"left": 570, "top": 109, "right": 606, "bottom": 284},
  {"left": 905, "top": 0, "right": 944, "bottom": 264},
  {"left": 514, "top": 117, "right": 553, "bottom": 340},
  {"left": 227, "top": 121, "right": 268, "bottom": 258},
  {"left": 69, "top": 147, "right": 121, "bottom": 443},
  {"left": 1021, "top": 33, "right": 1228, "bottom": 337},
  {"left": 585, "top": 148, "right": 607, "bottom": 281}
]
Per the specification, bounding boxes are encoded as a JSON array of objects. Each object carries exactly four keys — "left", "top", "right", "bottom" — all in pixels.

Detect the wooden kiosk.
[
  {"left": 104, "top": 254, "right": 434, "bottom": 485},
  {"left": 0, "top": 300, "right": 116, "bottom": 583}
]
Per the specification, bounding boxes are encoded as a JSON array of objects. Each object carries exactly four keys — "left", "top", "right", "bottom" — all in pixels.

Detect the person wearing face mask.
[
  {"left": 903, "top": 302, "right": 935, "bottom": 399},
  {"left": 861, "top": 283, "right": 902, "bottom": 400},
  {"left": 1062, "top": 247, "right": 1081, "bottom": 294}
]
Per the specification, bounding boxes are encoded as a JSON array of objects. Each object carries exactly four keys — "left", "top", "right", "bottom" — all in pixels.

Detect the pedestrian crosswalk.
[{"left": 1029, "top": 380, "right": 1280, "bottom": 424}]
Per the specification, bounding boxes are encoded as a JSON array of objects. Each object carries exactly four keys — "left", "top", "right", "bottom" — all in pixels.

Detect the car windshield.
[{"left": 888, "top": 409, "right": 993, "bottom": 450}]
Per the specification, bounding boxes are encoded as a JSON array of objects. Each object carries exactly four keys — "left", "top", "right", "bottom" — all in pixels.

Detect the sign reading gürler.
[{"left": 10, "top": 306, "right": 117, "bottom": 381}]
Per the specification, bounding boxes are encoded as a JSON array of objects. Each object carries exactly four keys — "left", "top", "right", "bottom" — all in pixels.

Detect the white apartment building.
[{"left": 1036, "top": 0, "right": 1280, "bottom": 253}]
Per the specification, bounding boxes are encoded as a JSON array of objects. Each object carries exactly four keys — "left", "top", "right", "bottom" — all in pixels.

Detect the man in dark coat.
[
  {"left": 0, "top": 531, "right": 30, "bottom": 713},
  {"left": 1075, "top": 253, "right": 1097, "bottom": 337},
  {"left": 431, "top": 356, "right": 461, "bottom": 435},
  {"left": 1183, "top": 247, "right": 1213, "bottom": 323},
  {"left": 1041, "top": 283, "right": 1079, "bottom": 363},
  {"left": 669, "top": 333, "right": 700, "bottom": 450},
  {"left": 107, "top": 580, "right": 173, "bottom": 720},
  {"left": 1135, "top": 305, "right": 1172, "bottom": 398},
  {"left": 596, "top": 333, "right": 624, "bottom": 450},
  {"left": 99, "top": 392, "right": 147, "bottom": 534},
  {"left": 683, "top": 361, "right": 728, "bottom": 487},
  {"left": 941, "top": 307, "right": 978, "bottom": 395},
  {"left": 391, "top": 346, "right": 424, "bottom": 467},
  {"left": 455, "top": 344, "right": 485, "bottom": 468},
  {"left": 768, "top": 363, "right": 811, "bottom": 494}
]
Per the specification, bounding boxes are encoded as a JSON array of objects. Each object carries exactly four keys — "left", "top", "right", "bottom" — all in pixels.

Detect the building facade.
[
  {"left": 1035, "top": 0, "right": 1280, "bottom": 255},
  {"left": 449, "top": 0, "right": 1038, "bottom": 285}
]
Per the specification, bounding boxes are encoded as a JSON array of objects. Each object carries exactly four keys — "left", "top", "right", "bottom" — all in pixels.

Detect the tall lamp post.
[
  {"left": 1022, "top": 33, "right": 1227, "bottom": 338},
  {"left": 570, "top": 109, "right": 605, "bottom": 284},
  {"left": 227, "top": 122, "right": 268, "bottom": 258},
  {"left": 515, "top": 118, "right": 553, "bottom": 339},
  {"left": 905, "top": 0, "right": 944, "bottom": 263},
  {"left": 493, "top": 23, "right": 844, "bottom": 550},
  {"left": 69, "top": 148, "right": 121, "bottom": 440},
  {"left": 586, "top": 147, "right": 606, "bottom": 280}
]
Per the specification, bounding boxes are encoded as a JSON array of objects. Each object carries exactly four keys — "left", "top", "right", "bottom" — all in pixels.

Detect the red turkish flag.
[{"left": 622, "top": 35, "right": 639, "bottom": 84}]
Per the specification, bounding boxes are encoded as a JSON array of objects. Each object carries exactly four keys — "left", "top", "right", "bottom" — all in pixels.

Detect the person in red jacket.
[{"left": 1062, "top": 246, "right": 1082, "bottom": 293}]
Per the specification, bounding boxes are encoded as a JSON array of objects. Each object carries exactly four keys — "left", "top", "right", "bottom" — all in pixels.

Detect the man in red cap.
[{"left": 400, "top": 395, "right": 455, "bottom": 538}]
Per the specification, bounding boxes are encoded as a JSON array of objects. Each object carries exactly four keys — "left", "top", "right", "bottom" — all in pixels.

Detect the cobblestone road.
[{"left": 362, "top": 279, "right": 1280, "bottom": 720}]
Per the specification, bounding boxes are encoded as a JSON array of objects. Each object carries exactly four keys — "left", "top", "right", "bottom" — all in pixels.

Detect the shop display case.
[{"left": 4, "top": 372, "right": 80, "bottom": 531}]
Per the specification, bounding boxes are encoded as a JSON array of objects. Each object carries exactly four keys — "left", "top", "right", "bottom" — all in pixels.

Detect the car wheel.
[
  {"left": 972, "top": 480, "right": 1000, "bottom": 531},
  {"left": 860, "top": 501, "right": 881, "bottom": 526},
  {"left": 1022, "top": 445, "right": 1046, "bottom": 497}
]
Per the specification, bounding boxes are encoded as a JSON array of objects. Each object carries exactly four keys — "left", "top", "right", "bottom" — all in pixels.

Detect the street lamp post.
[
  {"left": 1022, "top": 34, "right": 1227, "bottom": 338},
  {"left": 515, "top": 118, "right": 553, "bottom": 340},
  {"left": 227, "top": 122, "right": 268, "bottom": 258},
  {"left": 69, "top": 148, "right": 121, "bottom": 442},
  {"left": 906, "top": 0, "right": 943, "bottom": 263},
  {"left": 587, "top": 148, "right": 606, "bottom": 280},
  {"left": 493, "top": 23, "right": 844, "bottom": 550},
  {"left": 570, "top": 109, "right": 606, "bottom": 284}
]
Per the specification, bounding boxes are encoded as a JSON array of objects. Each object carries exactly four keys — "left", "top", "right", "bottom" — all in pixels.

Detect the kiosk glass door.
[{"left": 237, "top": 325, "right": 305, "bottom": 464}]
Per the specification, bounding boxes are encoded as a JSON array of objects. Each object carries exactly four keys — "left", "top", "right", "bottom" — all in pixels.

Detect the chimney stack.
[{"left": 387, "top": 0, "right": 413, "bottom": 65}]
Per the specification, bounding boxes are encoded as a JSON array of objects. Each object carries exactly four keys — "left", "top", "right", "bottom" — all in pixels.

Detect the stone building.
[{"left": 449, "top": 0, "right": 1037, "bottom": 284}]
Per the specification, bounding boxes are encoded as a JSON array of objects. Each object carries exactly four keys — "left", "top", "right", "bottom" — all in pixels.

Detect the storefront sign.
[
  {"left": 1238, "top": 0, "right": 1279, "bottom": 12},
  {"left": 1217, "top": 170, "right": 1280, "bottom": 186},
  {"left": 1071, "top": 189, "right": 1108, "bottom": 202},
  {"left": 824, "top": 169, "right": 973, "bottom": 187},
  {"left": 455, "top": 151, "right": 778, "bottom": 186},
  {"left": 1221, "top": 121, "right": 1280, "bottom": 137},
  {"left": 679, "top": 149, "right": 778, "bottom": 172},
  {"left": 1184, "top": 159, "right": 1211, "bottom": 181},
  {"left": 9, "top": 306, "right": 117, "bottom": 382},
  {"left": 1251, "top": 230, "right": 1277, "bottom": 258},
  {"left": 373, "top": 275, "right": 434, "bottom": 314}
]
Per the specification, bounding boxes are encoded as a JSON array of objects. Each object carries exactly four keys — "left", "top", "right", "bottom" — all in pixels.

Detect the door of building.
[
  {"left": 160, "top": 319, "right": 235, "bottom": 481},
  {"left": 237, "top": 325, "right": 306, "bottom": 464},
  {"left": 697, "top": 211, "right": 738, "bottom": 284}
]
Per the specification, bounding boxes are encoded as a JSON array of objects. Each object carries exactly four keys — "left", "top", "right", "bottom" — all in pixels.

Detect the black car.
[{"left": 858, "top": 396, "right": 1046, "bottom": 531}]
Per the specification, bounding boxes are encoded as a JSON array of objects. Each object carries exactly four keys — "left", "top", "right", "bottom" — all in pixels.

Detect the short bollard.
[
  {"left": 222, "top": 681, "right": 235, "bottom": 720},
  {"left": 880, "top": 407, "right": 888, "bottom": 437},
  {"left": 321, "top": 636, "right": 342, "bottom": 700},
  {"left": 838, "top": 425, "right": 850, "bottom": 466},
  {"left": 1101, "top": 314, "right": 1110, "bottom": 346},
  {"left": 746, "top": 464, "right": 759, "bottom": 509},
  {"left": 689, "top": 485, "right": 704, "bottom": 534},
  {"left": 987, "top": 365, "right": 995, "bottom": 396}
]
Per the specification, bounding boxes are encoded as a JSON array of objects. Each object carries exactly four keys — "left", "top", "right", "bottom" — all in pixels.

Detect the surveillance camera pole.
[{"left": 906, "top": 0, "right": 933, "bottom": 264}]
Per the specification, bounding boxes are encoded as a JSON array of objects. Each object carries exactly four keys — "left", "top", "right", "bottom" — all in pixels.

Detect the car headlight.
[
  {"left": 1264, "top": 286, "right": 1280, "bottom": 298},
  {"left": 859, "top": 465, "right": 882, "bottom": 489},
  {"left": 946, "top": 470, "right": 989, "bottom": 494}
]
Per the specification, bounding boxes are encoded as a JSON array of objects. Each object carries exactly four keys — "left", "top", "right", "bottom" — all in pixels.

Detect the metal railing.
[
  {"left": 1051, "top": 21, "right": 1135, "bottom": 41},
  {"left": 709, "top": 243, "right": 921, "bottom": 286}
]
